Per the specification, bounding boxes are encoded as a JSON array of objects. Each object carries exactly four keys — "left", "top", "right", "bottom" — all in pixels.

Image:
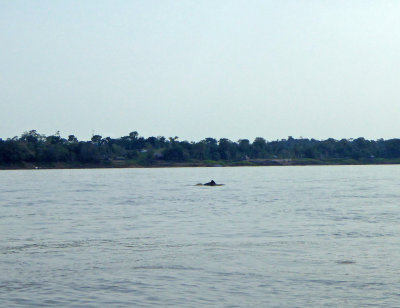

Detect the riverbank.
[{"left": 2, "top": 158, "right": 400, "bottom": 170}]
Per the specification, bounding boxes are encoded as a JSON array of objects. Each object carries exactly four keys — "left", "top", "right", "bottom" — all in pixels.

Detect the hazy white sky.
[{"left": 1, "top": 0, "right": 400, "bottom": 142}]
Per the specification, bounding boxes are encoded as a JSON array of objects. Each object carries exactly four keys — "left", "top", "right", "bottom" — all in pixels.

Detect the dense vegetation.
[{"left": 1, "top": 130, "right": 400, "bottom": 168}]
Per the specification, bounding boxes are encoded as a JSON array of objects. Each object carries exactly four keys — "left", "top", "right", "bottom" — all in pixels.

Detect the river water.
[{"left": 1, "top": 166, "right": 400, "bottom": 307}]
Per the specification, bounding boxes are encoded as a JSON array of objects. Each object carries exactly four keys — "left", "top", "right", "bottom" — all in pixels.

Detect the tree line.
[{"left": 1, "top": 130, "right": 400, "bottom": 166}]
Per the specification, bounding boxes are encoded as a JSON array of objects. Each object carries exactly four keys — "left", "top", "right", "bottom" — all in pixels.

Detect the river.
[{"left": 1, "top": 166, "right": 400, "bottom": 307}]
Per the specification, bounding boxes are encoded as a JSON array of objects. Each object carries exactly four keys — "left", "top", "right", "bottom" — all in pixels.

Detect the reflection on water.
[{"left": 1, "top": 166, "right": 400, "bottom": 307}]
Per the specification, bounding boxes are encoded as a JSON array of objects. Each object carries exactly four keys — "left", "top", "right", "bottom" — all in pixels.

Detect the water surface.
[{"left": 1, "top": 166, "right": 400, "bottom": 307}]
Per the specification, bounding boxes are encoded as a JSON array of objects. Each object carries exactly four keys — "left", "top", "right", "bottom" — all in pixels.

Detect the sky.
[{"left": 1, "top": 0, "right": 400, "bottom": 142}]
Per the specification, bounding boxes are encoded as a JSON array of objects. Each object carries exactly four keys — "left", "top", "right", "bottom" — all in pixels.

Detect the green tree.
[{"left": 252, "top": 137, "right": 267, "bottom": 158}]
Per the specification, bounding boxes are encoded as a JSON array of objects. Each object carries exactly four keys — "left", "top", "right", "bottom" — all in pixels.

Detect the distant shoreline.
[
  {"left": 2, "top": 158, "right": 400, "bottom": 170},
  {"left": 3, "top": 131, "right": 400, "bottom": 170}
]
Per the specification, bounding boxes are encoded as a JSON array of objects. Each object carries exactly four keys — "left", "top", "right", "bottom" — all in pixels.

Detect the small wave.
[
  {"left": 336, "top": 260, "right": 356, "bottom": 265},
  {"left": 0, "top": 239, "right": 117, "bottom": 255},
  {"left": 131, "top": 265, "right": 201, "bottom": 271}
]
